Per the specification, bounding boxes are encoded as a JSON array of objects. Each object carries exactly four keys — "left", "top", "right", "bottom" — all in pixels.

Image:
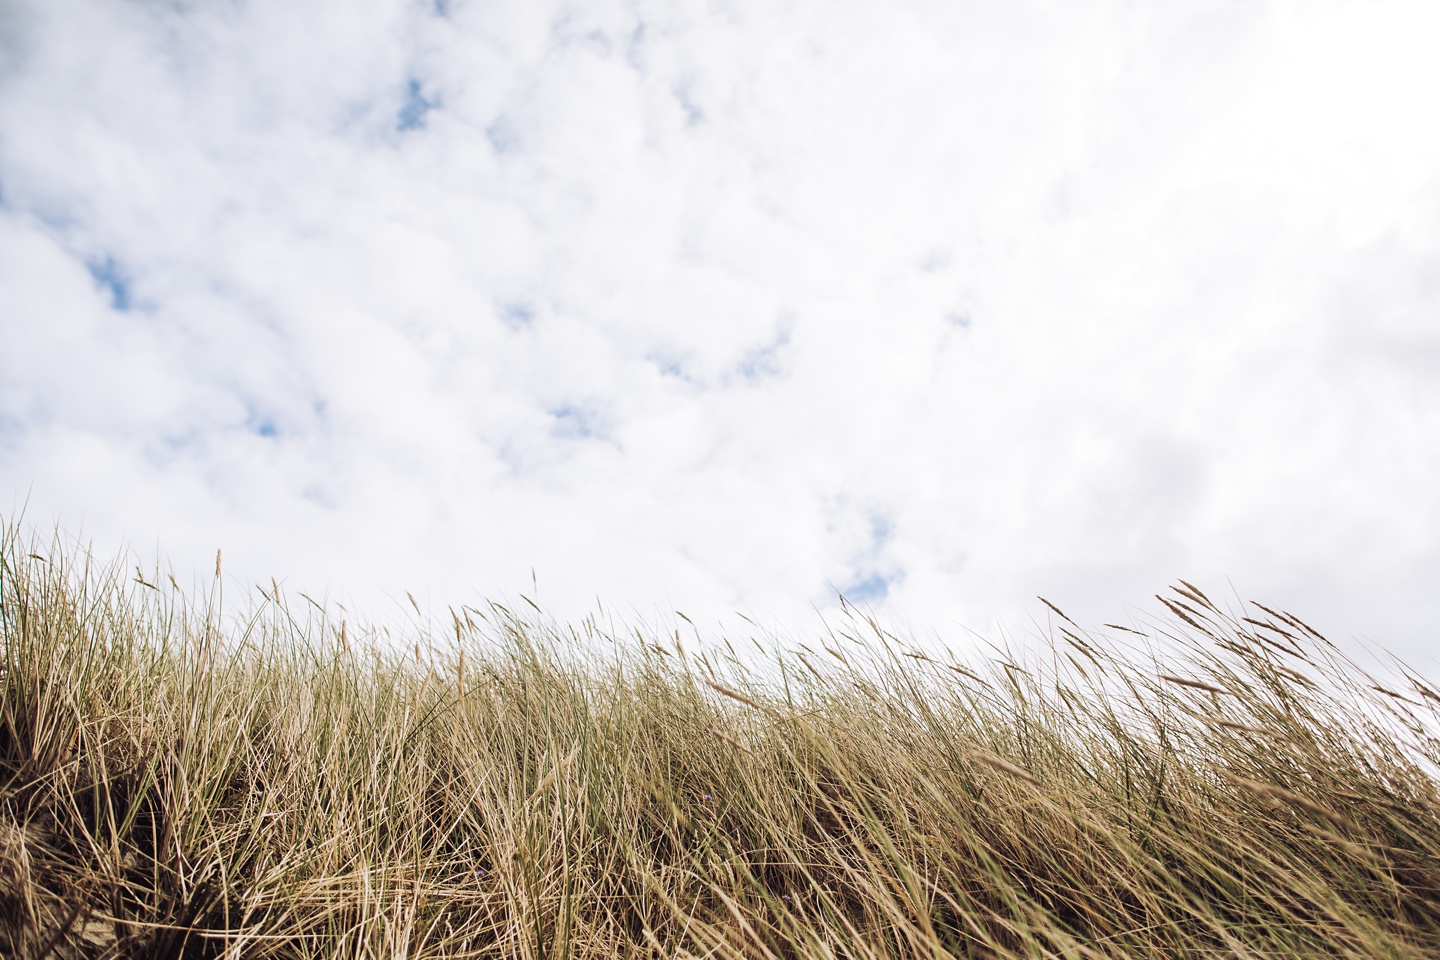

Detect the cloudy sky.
[{"left": 2, "top": 0, "right": 1438, "bottom": 663}]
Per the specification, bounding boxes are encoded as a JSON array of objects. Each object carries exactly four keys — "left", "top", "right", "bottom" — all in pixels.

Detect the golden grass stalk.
[
  {"left": 970, "top": 752, "right": 1040, "bottom": 785},
  {"left": 1159, "top": 674, "right": 1231, "bottom": 695}
]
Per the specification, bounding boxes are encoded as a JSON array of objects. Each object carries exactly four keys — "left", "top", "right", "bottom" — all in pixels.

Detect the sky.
[{"left": 2, "top": 0, "right": 1438, "bottom": 666}]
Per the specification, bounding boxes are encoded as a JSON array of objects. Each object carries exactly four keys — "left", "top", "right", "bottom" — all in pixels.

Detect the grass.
[{"left": 3, "top": 523, "right": 1440, "bottom": 959}]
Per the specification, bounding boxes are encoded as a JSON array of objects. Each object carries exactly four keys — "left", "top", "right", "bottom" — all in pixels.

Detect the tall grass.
[{"left": 3, "top": 523, "right": 1440, "bottom": 959}]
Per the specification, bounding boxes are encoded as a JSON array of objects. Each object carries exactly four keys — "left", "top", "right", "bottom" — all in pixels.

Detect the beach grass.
[{"left": 3, "top": 522, "right": 1440, "bottom": 958}]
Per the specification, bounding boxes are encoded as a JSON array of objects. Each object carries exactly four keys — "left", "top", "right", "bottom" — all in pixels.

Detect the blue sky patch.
[
  {"left": 649, "top": 354, "right": 692, "bottom": 382},
  {"left": 548, "top": 404, "right": 602, "bottom": 441},
  {"left": 736, "top": 324, "right": 792, "bottom": 382},
  {"left": 86, "top": 256, "right": 131, "bottom": 311},
  {"left": 246, "top": 404, "right": 278, "bottom": 439},
  {"left": 500, "top": 301, "right": 534, "bottom": 330},
  {"left": 844, "top": 573, "right": 890, "bottom": 604},
  {"left": 397, "top": 78, "right": 438, "bottom": 132}
]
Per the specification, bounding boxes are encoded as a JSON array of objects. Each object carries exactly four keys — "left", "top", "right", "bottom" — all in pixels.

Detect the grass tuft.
[{"left": 3, "top": 522, "right": 1440, "bottom": 958}]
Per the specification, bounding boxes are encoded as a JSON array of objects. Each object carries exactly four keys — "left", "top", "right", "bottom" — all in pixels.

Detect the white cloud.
[{"left": 3, "top": 0, "right": 1439, "bottom": 668}]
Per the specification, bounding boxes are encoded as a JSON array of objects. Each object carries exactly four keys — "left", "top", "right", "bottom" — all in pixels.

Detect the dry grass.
[{"left": 3, "top": 525, "right": 1440, "bottom": 959}]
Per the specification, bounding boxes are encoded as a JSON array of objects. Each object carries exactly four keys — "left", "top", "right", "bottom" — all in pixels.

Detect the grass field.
[{"left": 3, "top": 523, "right": 1440, "bottom": 959}]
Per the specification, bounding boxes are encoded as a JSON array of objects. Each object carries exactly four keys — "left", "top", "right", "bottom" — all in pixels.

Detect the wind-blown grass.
[{"left": 3, "top": 523, "right": 1440, "bottom": 959}]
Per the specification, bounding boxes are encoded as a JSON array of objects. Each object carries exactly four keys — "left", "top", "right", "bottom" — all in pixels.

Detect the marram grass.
[{"left": 3, "top": 526, "right": 1440, "bottom": 958}]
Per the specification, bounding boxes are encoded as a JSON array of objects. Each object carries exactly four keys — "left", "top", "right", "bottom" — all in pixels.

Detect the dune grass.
[{"left": 3, "top": 524, "right": 1440, "bottom": 958}]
